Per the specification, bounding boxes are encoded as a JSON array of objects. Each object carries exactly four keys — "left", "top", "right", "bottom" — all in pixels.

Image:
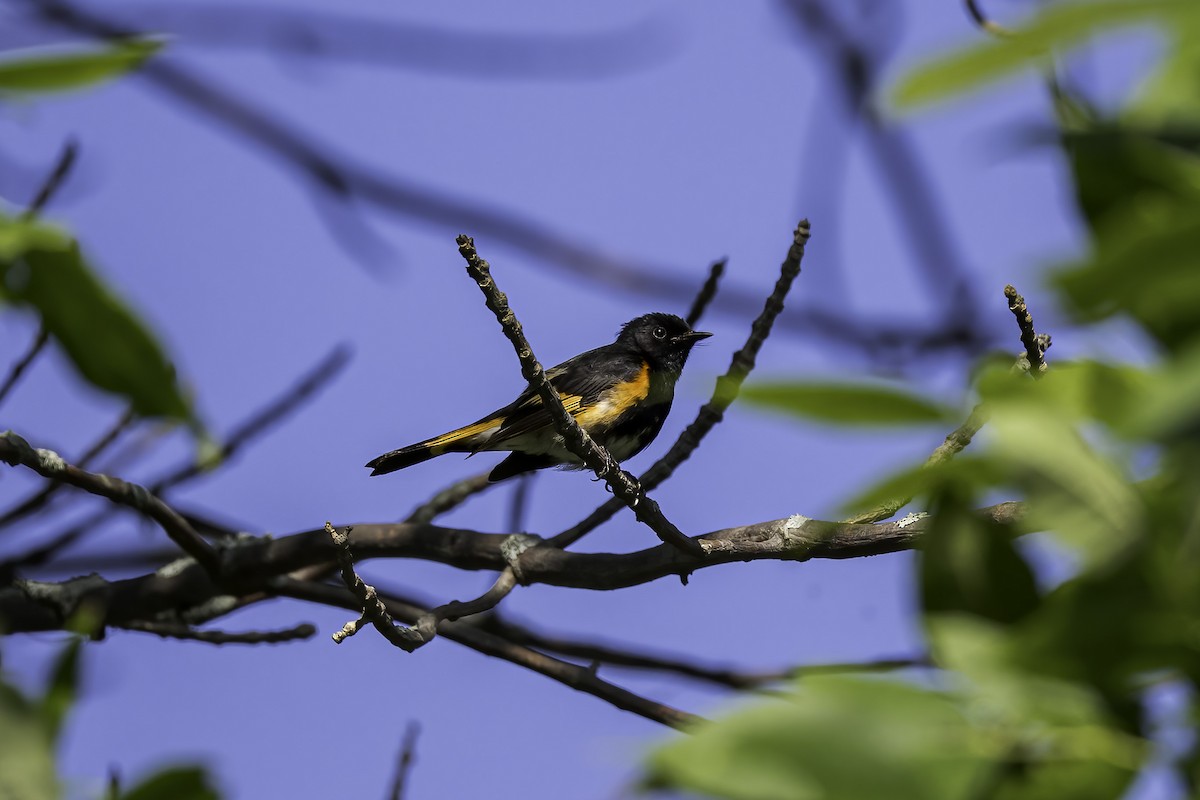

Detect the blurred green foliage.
[
  {"left": 0, "top": 638, "right": 219, "bottom": 799},
  {"left": 0, "top": 40, "right": 161, "bottom": 96},
  {"left": 0, "top": 41, "right": 202, "bottom": 431},
  {"left": 647, "top": 2, "right": 1200, "bottom": 797},
  {"left": 0, "top": 38, "right": 220, "bottom": 798}
]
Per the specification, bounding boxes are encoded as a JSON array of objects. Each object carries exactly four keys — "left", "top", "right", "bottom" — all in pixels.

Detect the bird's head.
[{"left": 616, "top": 313, "right": 712, "bottom": 372}]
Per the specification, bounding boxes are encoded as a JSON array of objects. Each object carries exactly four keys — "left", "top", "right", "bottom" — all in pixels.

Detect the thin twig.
[
  {"left": 685, "top": 258, "right": 726, "bottom": 328},
  {"left": 552, "top": 219, "right": 811, "bottom": 549},
  {"left": 478, "top": 614, "right": 926, "bottom": 689},
  {"left": 0, "top": 431, "right": 221, "bottom": 574},
  {"left": 118, "top": 620, "right": 316, "bottom": 645},
  {"left": 506, "top": 474, "right": 533, "bottom": 534},
  {"left": 456, "top": 233, "right": 703, "bottom": 557},
  {"left": 0, "top": 407, "right": 136, "bottom": 530},
  {"left": 842, "top": 404, "right": 988, "bottom": 525},
  {"left": 845, "top": 286, "right": 1052, "bottom": 523},
  {"left": 20, "top": 139, "right": 79, "bottom": 219},
  {"left": 0, "top": 518, "right": 92, "bottom": 580},
  {"left": 326, "top": 522, "right": 421, "bottom": 650},
  {"left": 7, "top": 347, "right": 351, "bottom": 570},
  {"left": 402, "top": 470, "right": 495, "bottom": 525},
  {"left": 150, "top": 344, "right": 352, "bottom": 494},
  {"left": 1004, "top": 285, "right": 1049, "bottom": 377},
  {"left": 388, "top": 721, "right": 420, "bottom": 800},
  {"left": 0, "top": 327, "right": 49, "bottom": 408},
  {"left": 965, "top": 0, "right": 1013, "bottom": 38},
  {"left": 271, "top": 577, "right": 701, "bottom": 729}
]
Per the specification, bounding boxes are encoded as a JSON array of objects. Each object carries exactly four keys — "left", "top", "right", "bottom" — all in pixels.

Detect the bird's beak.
[{"left": 674, "top": 330, "right": 713, "bottom": 344}]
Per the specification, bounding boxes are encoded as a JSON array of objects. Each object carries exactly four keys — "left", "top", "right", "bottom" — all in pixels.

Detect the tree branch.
[
  {"left": 477, "top": 613, "right": 926, "bottom": 689},
  {"left": 965, "top": 0, "right": 1012, "bottom": 37},
  {"left": 1005, "top": 285, "right": 1050, "bottom": 377},
  {"left": 149, "top": 344, "right": 352, "bottom": 494},
  {"left": 0, "top": 502, "right": 1025, "bottom": 637},
  {"left": 0, "top": 431, "right": 221, "bottom": 575},
  {"left": 5, "top": 346, "right": 352, "bottom": 572},
  {"left": 20, "top": 138, "right": 79, "bottom": 219},
  {"left": 388, "top": 721, "right": 420, "bottom": 800},
  {"left": 0, "top": 327, "right": 49, "bottom": 408},
  {"left": 0, "top": 407, "right": 136, "bottom": 531},
  {"left": 402, "top": 470, "right": 495, "bottom": 525},
  {"left": 271, "top": 577, "right": 701, "bottom": 729},
  {"left": 118, "top": 619, "right": 316, "bottom": 645},
  {"left": 685, "top": 258, "right": 726, "bottom": 328}
]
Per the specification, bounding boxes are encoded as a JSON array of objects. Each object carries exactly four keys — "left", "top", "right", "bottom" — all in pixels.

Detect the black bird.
[{"left": 366, "top": 313, "right": 711, "bottom": 482}]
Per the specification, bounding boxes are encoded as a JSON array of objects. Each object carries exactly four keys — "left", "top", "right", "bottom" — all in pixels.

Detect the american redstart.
[{"left": 366, "top": 313, "right": 711, "bottom": 482}]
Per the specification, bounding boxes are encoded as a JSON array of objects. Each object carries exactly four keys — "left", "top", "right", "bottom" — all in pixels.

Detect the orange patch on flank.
[{"left": 574, "top": 362, "right": 650, "bottom": 428}]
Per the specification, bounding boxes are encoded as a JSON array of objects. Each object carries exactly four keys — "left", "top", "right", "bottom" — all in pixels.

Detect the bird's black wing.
[{"left": 487, "top": 344, "right": 642, "bottom": 446}]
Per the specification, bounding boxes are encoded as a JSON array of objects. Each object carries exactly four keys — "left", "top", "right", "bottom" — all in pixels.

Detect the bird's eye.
[{"left": 652, "top": 326, "right": 667, "bottom": 339}]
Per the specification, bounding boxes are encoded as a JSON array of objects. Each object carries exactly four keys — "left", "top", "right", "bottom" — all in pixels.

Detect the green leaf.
[
  {"left": 1131, "top": 343, "right": 1200, "bottom": 438},
  {"left": 0, "top": 684, "right": 59, "bottom": 800},
  {"left": 892, "top": 0, "right": 1197, "bottom": 109},
  {"left": 975, "top": 359, "right": 1149, "bottom": 436},
  {"left": 1127, "top": 15, "right": 1200, "bottom": 127},
  {"left": 986, "top": 400, "right": 1142, "bottom": 566},
  {"left": 643, "top": 677, "right": 990, "bottom": 800},
  {"left": 0, "top": 213, "right": 195, "bottom": 423},
  {"left": 926, "top": 617, "right": 1143, "bottom": 799},
  {"left": 1054, "top": 205, "right": 1200, "bottom": 350},
  {"left": 1062, "top": 128, "right": 1200, "bottom": 232},
  {"left": 921, "top": 491, "right": 1041, "bottom": 625},
  {"left": 0, "top": 40, "right": 163, "bottom": 96},
  {"left": 120, "top": 766, "right": 220, "bottom": 800},
  {"left": 741, "top": 381, "right": 953, "bottom": 426},
  {"left": 39, "top": 637, "right": 82, "bottom": 744}
]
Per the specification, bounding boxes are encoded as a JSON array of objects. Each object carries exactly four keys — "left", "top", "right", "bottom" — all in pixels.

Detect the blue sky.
[{"left": 1, "top": 1, "right": 1161, "bottom": 797}]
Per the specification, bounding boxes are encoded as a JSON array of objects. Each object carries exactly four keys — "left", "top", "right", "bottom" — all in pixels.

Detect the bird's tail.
[{"left": 365, "top": 417, "right": 499, "bottom": 476}]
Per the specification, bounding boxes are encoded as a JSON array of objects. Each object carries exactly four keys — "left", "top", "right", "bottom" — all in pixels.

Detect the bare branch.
[
  {"left": 150, "top": 344, "right": 352, "bottom": 494},
  {"left": 685, "top": 258, "right": 726, "bottom": 328},
  {"left": 402, "top": 470, "right": 495, "bottom": 525},
  {"left": 0, "top": 327, "right": 48, "bottom": 408},
  {"left": 456, "top": 233, "right": 703, "bottom": 557},
  {"left": 3, "top": 347, "right": 350, "bottom": 575},
  {"left": 1, "top": 503, "right": 1023, "bottom": 629},
  {"left": 0, "top": 407, "right": 136, "bottom": 530},
  {"left": 271, "top": 577, "right": 702, "bottom": 729},
  {"left": 388, "top": 722, "right": 420, "bottom": 800},
  {"left": 20, "top": 138, "right": 79, "bottom": 220},
  {"left": 965, "top": 0, "right": 1013, "bottom": 37},
  {"left": 506, "top": 474, "right": 533, "bottom": 534},
  {"left": 842, "top": 404, "right": 988, "bottom": 525},
  {"left": 118, "top": 620, "right": 316, "bottom": 645},
  {"left": 54, "top": 4, "right": 676, "bottom": 80},
  {"left": 0, "top": 503, "right": 1020, "bottom": 723},
  {"left": 326, "top": 522, "right": 420, "bottom": 650},
  {"left": 478, "top": 614, "right": 927, "bottom": 689},
  {"left": 552, "top": 219, "right": 811, "bottom": 549},
  {"left": 1005, "top": 285, "right": 1050, "bottom": 377},
  {"left": 0, "top": 431, "right": 221, "bottom": 574}
]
